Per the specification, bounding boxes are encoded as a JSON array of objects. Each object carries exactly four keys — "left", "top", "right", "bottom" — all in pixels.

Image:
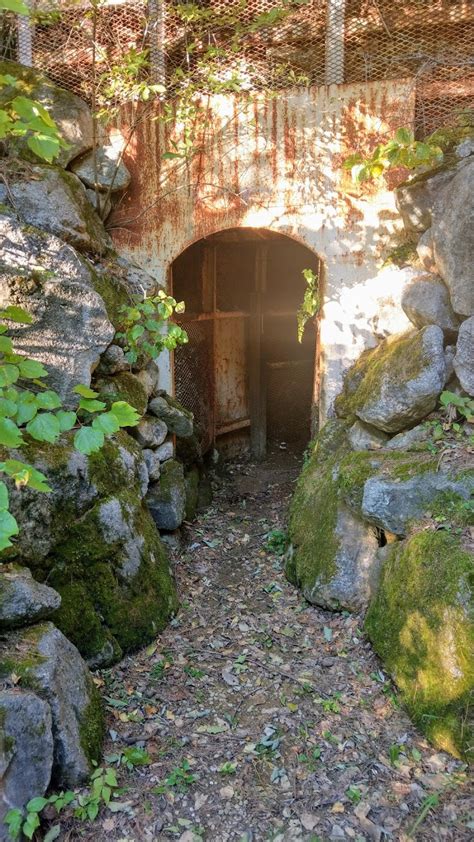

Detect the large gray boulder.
[
  {"left": 453, "top": 316, "right": 474, "bottom": 395},
  {"left": 335, "top": 326, "right": 447, "bottom": 434},
  {"left": 395, "top": 168, "right": 455, "bottom": 234},
  {"left": 431, "top": 160, "right": 474, "bottom": 316},
  {"left": 0, "top": 566, "right": 61, "bottom": 629},
  {"left": 401, "top": 274, "right": 459, "bottom": 338},
  {"left": 362, "top": 471, "right": 474, "bottom": 537},
  {"left": 147, "top": 459, "right": 186, "bottom": 531},
  {"left": 0, "top": 166, "right": 110, "bottom": 254},
  {"left": 0, "top": 623, "right": 104, "bottom": 787},
  {"left": 0, "top": 691, "right": 54, "bottom": 839},
  {"left": 348, "top": 420, "right": 388, "bottom": 451},
  {"left": 71, "top": 144, "right": 131, "bottom": 193},
  {"left": 149, "top": 394, "right": 194, "bottom": 438},
  {"left": 0, "top": 60, "right": 93, "bottom": 167},
  {"left": 0, "top": 214, "right": 114, "bottom": 407}
]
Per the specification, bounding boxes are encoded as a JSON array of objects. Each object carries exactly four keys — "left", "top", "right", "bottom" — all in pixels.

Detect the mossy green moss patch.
[
  {"left": 94, "top": 371, "right": 148, "bottom": 415},
  {"left": 365, "top": 530, "right": 473, "bottom": 760},
  {"left": 286, "top": 420, "right": 349, "bottom": 593},
  {"left": 334, "top": 330, "right": 425, "bottom": 422}
]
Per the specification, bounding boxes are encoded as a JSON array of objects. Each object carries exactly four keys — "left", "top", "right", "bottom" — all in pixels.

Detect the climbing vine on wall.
[{"left": 297, "top": 268, "right": 319, "bottom": 343}]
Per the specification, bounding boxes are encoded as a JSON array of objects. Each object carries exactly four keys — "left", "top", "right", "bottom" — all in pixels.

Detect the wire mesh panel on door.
[
  {"left": 174, "top": 318, "right": 215, "bottom": 455},
  {"left": 1, "top": 1, "right": 473, "bottom": 136}
]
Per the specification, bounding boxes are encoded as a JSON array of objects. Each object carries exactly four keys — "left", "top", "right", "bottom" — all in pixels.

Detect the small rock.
[
  {"left": 0, "top": 566, "right": 61, "bottom": 629},
  {"left": 98, "top": 344, "right": 129, "bottom": 375},
  {"left": 156, "top": 439, "right": 174, "bottom": 463},
  {"left": 149, "top": 394, "right": 194, "bottom": 438},
  {"left": 401, "top": 274, "right": 459, "bottom": 338},
  {"left": 395, "top": 168, "right": 455, "bottom": 234},
  {"left": 219, "top": 786, "right": 234, "bottom": 799},
  {"left": 136, "top": 368, "right": 156, "bottom": 397},
  {"left": 71, "top": 144, "right": 131, "bottom": 193},
  {"left": 386, "top": 424, "right": 430, "bottom": 450},
  {"left": 453, "top": 316, "right": 474, "bottom": 395},
  {"left": 348, "top": 420, "right": 389, "bottom": 451},
  {"left": 132, "top": 415, "right": 168, "bottom": 448},
  {"left": 146, "top": 459, "right": 186, "bottom": 531},
  {"left": 143, "top": 448, "right": 161, "bottom": 482}
]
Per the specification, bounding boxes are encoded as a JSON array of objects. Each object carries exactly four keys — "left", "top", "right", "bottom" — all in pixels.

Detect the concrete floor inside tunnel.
[{"left": 171, "top": 229, "right": 321, "bottom": 460}]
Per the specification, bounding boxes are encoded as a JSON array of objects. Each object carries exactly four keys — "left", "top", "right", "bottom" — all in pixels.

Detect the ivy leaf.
[
  {"left": 1, "top": 459, "right": 51, "bottom": 492},
  {"left": 92, "top": 411, "right": 120, "bottom": 435},
  {"left": 0, "top": 335, "right": 13, "bottom": 354},
  {"left": 19, "top": 358, "right": 48, "bottom": 379},
  {"left": 0, "top": 364, "right": 20, "bottom": 387},
  {"left": 73, "top": 384, "right": 98, "bottom": 399},
  {"left": 0, "top": 0, "right": 30, "bottom": 14},
  {"left": 0, "top": 480, "right": 9, "bottom": 511},
  {"left": 110, "top": 401, "right": 141, "bottom": 427},
  {"left": 0, "top": 418, "right": 23, "bottom": 447},
  {"left": 0, "top": 305, "right": 33, "bottom": 323},
  {"left": 78, "top": 397, "right": 106, "bottom": 413},
  {"left": 35, "top": 390, "right": 62, "bottom": 410},
  {"left": 56, "top": 410, "right": 77, "bottom": 432},
  {"left": 74, "top": 426, "right": 104, "bottom": 455},
  {"left": 27, "top": 133, "right": 61, "bottom": 164},
  {"left": 25, "top": 797, "right": 49, "bottom": 814},
  {"left": 26, "top": 412, "right": 60, "bottom": 443},
  {"left": 0, "top": 509, "right": 19, "bottom": 551},
  {"left": 15, "top": 393, "right": 38, "bottom": 425},
  {"left": 0, "top": 397, "right": 17, "bottom": 417}
]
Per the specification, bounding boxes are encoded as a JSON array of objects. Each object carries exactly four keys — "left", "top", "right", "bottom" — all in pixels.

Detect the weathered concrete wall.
[{"left": 111, "top": 79, "right": 416, "bottom": 421}]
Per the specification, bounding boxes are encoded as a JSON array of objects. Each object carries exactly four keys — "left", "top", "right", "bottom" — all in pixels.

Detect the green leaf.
[
  {"left": 78, "top": 397, "right": 106, "bottom": 413},
  {"left": 74, "top": 426, "right": 105, "bottom": 455},
  {"left": 19, "top": 358, "right": 48, "bottom": 379},
  {"left": 15, "top": 392, "right": 38, "bottom": 425},
  {"left": 0, "top": 364, "right": 20, "bottom": 387},
  {"left": 22, "top": 810, "right": 40, "bottom": 840},
  {"left": 0, "top": 417, "right": 23, "bottom": 447},
  {"left": 1, "top": 459, "right": 52, "bottom": 492},
  {"left": 0, "top": 480, "right": 9, "bottom": 511},
  {"left": 26, "top": 412, "right": 60, "bottom": 443},
  {"left": 4, "top": 808, "right": 22, "bottom": 840},
  {"left": 56, "top": 410, "right": 77, "bottom": 432},
  {"left": 92, "top": 411, "right": 120, "bottom": 435},
  {"left": 0, "top": 305, "right": 33, "bottom": 324},
  {"left": 0, "top": 509, "right": 19, "bottom": 551},
  {"left": 0, "top": 335, "right": 13, "bottom": 354},
  {"left": 0, "top": 397, "right": 17, "bottom": 417},
  {"left": 35, "top": 390, "right": 61, "bottom": 410},
  {"left": 73, "top": 384, "right": 99, "bottom": 399},
  {"left": 110, "top": 401, "right": 141, "bottom": 427},
  {"left": 26, "top": 796, "right": 49, "bottom": 813},
  {"left": 43, "top": 826, "right": 61, "bottom": 842},
  {"left": 27, "top": 133, "right": 61, "bottom": 164},
  {"left": 394, "top": 127, "right": 413, "bottom": 146},
  {"left": 0, "top": 0, "right": 29, "bottom": 13}
]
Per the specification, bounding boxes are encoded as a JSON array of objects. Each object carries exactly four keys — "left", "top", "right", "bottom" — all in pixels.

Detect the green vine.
[
  {"left": 343, "top": 128, "right": 444, "bottom": 184},
  {"left": 297, "top": 268, "right": 319, "bottom": 343},
  {"left": 115, "top": 290, "right": 188, "bottom": 366}
]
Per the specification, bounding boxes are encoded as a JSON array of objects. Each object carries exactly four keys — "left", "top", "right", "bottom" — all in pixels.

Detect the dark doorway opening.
[{"left": 171, "top": 228, "right": 320, "bottom": 458}]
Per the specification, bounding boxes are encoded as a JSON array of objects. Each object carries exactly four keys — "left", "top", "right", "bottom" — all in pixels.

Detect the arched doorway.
[{"left": 171, "top": 228, "right": 321, "bottom": 458}]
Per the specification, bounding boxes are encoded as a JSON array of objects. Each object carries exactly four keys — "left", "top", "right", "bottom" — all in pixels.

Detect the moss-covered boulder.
[
  {"left": 365, "top": 529, "right": 473, "bottom": 760},
  {"left": 335, "top": 326, "right": 446, "bottom": 433},
  {"left": 287, "top": 421, "right": 380, "bottom": 611},
  {"left": 149, "top": 393, "right": 194, "bottom": 438},
  {"left": 4, "top": 432, "right": 178, "bottom": 666},
  {"left": 0, "top": 60, "right": 93, "bottom": 167},
  {"left": 0, "top": 622, "right": 104, "bottom": 785}
]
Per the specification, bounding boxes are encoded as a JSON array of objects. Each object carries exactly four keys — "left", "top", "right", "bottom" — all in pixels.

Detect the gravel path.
[{"left": 69, "top": 449, "right": 471, "bottom": 842}]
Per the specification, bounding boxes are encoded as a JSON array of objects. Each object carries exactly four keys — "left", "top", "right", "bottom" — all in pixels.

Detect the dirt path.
[{"left": 73, "top": 450, "right": 471, "bottom": 842}]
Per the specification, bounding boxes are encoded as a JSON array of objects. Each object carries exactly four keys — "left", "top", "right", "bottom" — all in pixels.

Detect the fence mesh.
[{"left": 1, "top": 1, "right": 473, "bottom": 136}]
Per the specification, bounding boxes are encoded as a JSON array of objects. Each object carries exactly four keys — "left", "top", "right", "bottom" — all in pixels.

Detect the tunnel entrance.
[{"left": 171, "top": 228, "right": 320, "bottom": 458}]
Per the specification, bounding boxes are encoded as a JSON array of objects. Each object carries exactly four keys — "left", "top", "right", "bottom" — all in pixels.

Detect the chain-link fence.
[{"left": 1, "top": 1, "right": 473, "bottom": 136}]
